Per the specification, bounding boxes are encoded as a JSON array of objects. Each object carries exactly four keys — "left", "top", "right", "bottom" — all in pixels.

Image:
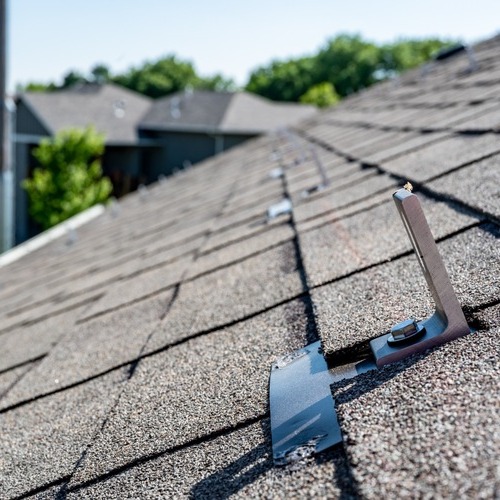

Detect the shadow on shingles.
[{"left": 189, "top": 420, "right": 357, "bottom": 500}]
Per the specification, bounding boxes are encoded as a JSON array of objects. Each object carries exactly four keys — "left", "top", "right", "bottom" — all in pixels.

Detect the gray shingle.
[
  {"left": 293, "top": 172, "right": 396, "bottom": 224},
  {"left": 0, "top": 370, "right": 125, "bottom": 498},
  {"left": 199, "top": 214, "right": 289, "bottom": 254},
  {"left": 80, "top": 256, "right": 191, "bottom": 320},
  {"left": 0, "top": 288, "right": 102, "bottom": 335},
  {"left": 68, "top": 420, "right": 353, "bottom": 499},
  {"left": 362, "top": 131, "right": 450, "bottom": 165},
  {"left": 186, "top": 223, "right": 294, "bottom": 280},
  {"left": 382, "top": 133, "right": 500, "bottom": 182},
  {"left": 0, "top": 292, "right": 172, "bottom": 409},
  {"left": 333, "top": 306, "right": 500, "bottom": 499},
  {"left": 0, "top": 306, "right": 84, "bottom": 372},
  {"left": 314, "top": 225, "right": 500, "bottom": 357},
  {"left": 296, "top": 189, "right": 393, "bottom": 233},
  {"left": 301, "top": 195, "right": 477, "bottom": 288},
  {"left": 428, "top": 152, "right": 500, "bottom": 219},
  {"left": 146, "top": 241, "right": 304, "bottom": 351},
  {"left": 0, "top": 362, "right": 35, "bottom": 400},
  {"left": 69, "top": 300, "right": 309, "bottom": 484}
]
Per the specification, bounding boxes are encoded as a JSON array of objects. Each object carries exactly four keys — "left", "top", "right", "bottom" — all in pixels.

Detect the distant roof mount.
[{"left": 433, "top": 43, "right": 467, "bottom": 61}]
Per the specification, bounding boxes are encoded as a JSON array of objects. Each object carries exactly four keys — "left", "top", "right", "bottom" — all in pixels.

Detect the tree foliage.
[
  {"left": 315, "top": 34, "right": 381, "bottom": 96},
  {"left": 380, "top": 38, "right": 453, "bottom": 73},
  {"left": 245, "top": 34, "right": 456, "bottom": 102},
  {"left": 246, "top": 57, "right": 316, "bottom": 102},
  {"left": 19, "top": 34, "right": 455, "bottom": 103},
  {"left": 23, "top": 127, "right": 112, "bottom": 230},
  {"left": 300, "top": 82, "right": 339, "bottom": 108},
  {"left": 113, "top": 56, "right": 199, "bottom": 98},
  {"left": 20, "top": 56, "right": 235, "bottom": 98},
  {"left": 114, "top": 56, "right": 235, "bottom": 97}
]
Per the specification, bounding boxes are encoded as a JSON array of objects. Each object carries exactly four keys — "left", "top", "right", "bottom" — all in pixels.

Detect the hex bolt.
[{"left": 389, "top": 318, "right": 425, "bottom": 344}]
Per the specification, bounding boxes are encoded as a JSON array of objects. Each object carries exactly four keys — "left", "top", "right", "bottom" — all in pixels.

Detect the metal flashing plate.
[{"left": 270, "top": 341, "right": 375, "bottom": 465}]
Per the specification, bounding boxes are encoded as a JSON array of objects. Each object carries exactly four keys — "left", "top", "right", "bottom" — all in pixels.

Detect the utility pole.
[
  {"left": 0, "top": 0, "right": 5, "bottom": 175},
  {"left": 0, "top": 0, "right": 13, "bottom": 252}
]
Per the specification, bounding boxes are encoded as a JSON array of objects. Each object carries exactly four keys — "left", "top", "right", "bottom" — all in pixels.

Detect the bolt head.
[
  {"left": 391, "top": 318, "right": 418, "bottom": 340},
  {"left": 388, "top": 318, "right": 426, "bottom": 346}
]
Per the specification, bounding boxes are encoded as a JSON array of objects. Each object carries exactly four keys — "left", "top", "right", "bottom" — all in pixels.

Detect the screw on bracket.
[{"left": 370, "top": 186, "right": 471, "bottom": 367}]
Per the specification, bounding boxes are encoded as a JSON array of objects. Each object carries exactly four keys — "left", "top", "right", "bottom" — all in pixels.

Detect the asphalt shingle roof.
[
  {"left": 139, "top": 90, "right": 317, "bottom": 134},
  {"left": 0, "top": 36, "right": 499, "bottom": 498},
  {"left": 20, "top": 83, "right": 152, "bottom": 144}
]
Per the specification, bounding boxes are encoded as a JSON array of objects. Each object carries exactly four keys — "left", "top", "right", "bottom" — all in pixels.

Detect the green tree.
[
  {"left": 300, "top": 82, "right": 339, "bottom": 108},
  {"left": 61, "top": 70, "right": 88, "bottom": 88},
  {"left": 23, "top": 127, "right": 112, "bottom": 230},
  {"left": 113, "top": 55, "right": 201, "bottom": 98},
  {"left": 246, "top": 56, "right": 316, "bottom": 102},
  {"left": 20, "top": 56, "right": 235, "bottom": 97},
  {"left": 21, "top": 81, "right": 57, "bottom": 92},
  {"left": 314, "top": 34, "right": 381, "bottom": 96},
  {"left": 245, "top": 34, "right": 455, "bottom": 102},
  {"left": 113, "top": 55, "right": 237, "bottom": 97},
  {"left": 380, "top": 38, "right": 455, "bottom": 73},
  {"left": 197, "top": 73, "right": 236, "bottom": 92},
  {"left": 91, "top": 63, "right": 111, "bottom": 84}
]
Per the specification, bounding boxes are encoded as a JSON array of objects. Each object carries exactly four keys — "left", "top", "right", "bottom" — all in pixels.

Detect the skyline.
[{"left": 8, "top": 1, "right": 500, "bottom": 91}]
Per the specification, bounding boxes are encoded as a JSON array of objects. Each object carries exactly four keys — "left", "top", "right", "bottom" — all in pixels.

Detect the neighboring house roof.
[
  {"left": 19, "top": 83, "right": 152, "bottom": 145},
  {"left": 0, "top": 36, "right": 499, "bottom": 498},
  {"left": 139, "top": 89, "right": 318, "bottom": 134}
]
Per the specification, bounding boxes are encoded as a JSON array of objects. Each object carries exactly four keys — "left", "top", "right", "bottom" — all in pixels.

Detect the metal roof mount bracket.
[
  {"left": 370, "top": 186, "right": 471, "bottom": 368},
  {"left": 301, "top": 145, "right": 330, "bottom": 197},
  {"left": 269, "top": 167, "right": 284, "bottom": 179},
  {"left": 266, "top": 198, "right": 292, "bottom": 220},
  {"left": 269, "top": 341, "right": 374, "bottom": 465}
]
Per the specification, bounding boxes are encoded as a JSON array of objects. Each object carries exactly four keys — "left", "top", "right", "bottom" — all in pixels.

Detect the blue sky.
[{"left": 8, "top": 0, "right": 500, "bottom": 90}]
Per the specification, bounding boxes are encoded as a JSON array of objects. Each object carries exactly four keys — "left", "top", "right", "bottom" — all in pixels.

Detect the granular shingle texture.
[
  {"left": 314, "top": 225, "right": 500, "bottom": 357},
  {"left": 70, "top": 300, "right": 310, "bottom": 483},
  {"left": 1, "top": 34, "right": 499, "bottom": 499},
  {"left": 428, "top": 153, "right": 500, "bottom": 219},
  {"left": 300, "top": 195, "right": 476, "bottom": 287},
  {"left": 147, "top": 241, "right": 304, "bottom": 350},
  {"left": 0, "top": 370, "right": 125, "bottom": 498},
  {"left": 0, "top": 292, "right": 173, "bottom": 408},
  {"left": 68, "top": 420, "right": 355, "bottom": 499},
  {"left": 332, "top": 306, "right": 500, "bottom": 499}
]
